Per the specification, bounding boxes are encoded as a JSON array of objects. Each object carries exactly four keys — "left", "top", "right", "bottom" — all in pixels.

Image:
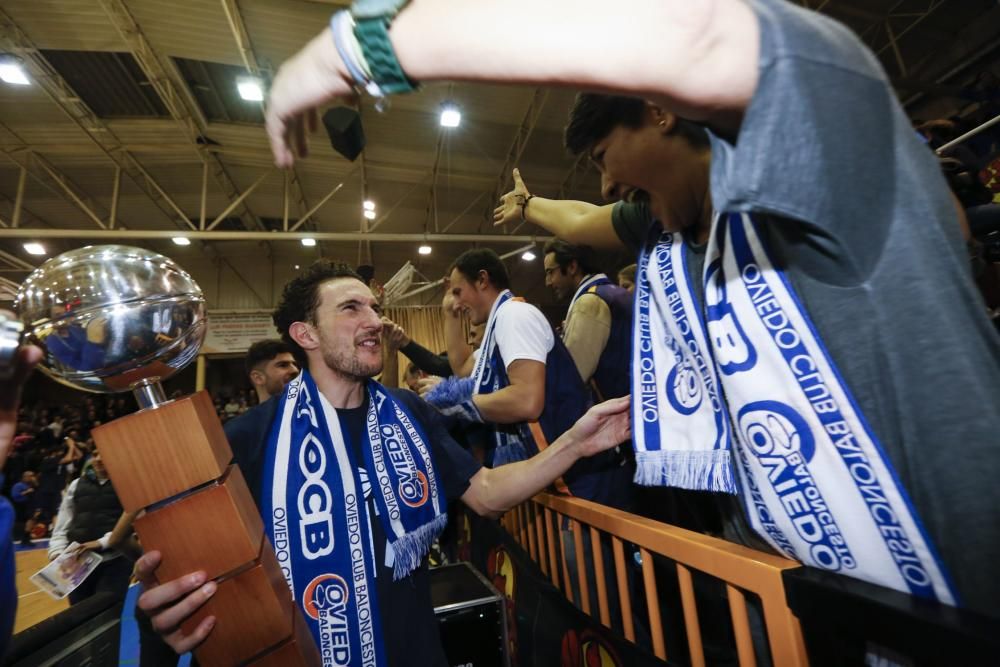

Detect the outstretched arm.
[
  {"left": 266, "top": 0, "right": 759, "bottom": 166},
  {"left": 461, "top": 396, "right": 631, "bottom": 517},
  {"left": 494, "top": 169, "right": 623, "bottom": 250}
]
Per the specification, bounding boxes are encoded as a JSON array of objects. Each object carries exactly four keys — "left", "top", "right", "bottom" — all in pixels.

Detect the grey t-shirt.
[{"left": 614, "top": 0, "right": 1000, "bottom": 613}]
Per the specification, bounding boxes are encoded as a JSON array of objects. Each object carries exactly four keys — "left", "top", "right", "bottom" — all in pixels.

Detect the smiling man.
[
  {"left": 429, "top": 250, "right": 632, "bottom": 506},
  {"left": 133, "top": 260, "right": 631, "bottom": 664}
]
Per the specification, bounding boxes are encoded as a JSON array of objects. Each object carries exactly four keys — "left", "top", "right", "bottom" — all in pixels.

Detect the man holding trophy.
[{"left": 2, "top": 250, "right": 631, "bottom": 665}]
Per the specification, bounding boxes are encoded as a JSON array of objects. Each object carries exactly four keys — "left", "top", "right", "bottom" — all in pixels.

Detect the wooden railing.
[{"left": 501, "top": 493, "right": 809, "bottom": 667}]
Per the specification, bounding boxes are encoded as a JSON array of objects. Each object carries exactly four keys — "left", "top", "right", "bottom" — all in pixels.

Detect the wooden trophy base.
[{"left": 93, "top": 391, "right": 320, "bottom": 666}]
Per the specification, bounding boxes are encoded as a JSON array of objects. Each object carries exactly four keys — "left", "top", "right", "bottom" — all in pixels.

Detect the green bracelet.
[{"left": 352, "top": 15, "right": 418, "bottom": 96}]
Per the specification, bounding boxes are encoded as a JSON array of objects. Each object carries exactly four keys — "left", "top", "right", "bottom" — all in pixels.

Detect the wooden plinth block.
[
  {"left": 134, "top": 465, "right": 263, "bottom": 584},
  {"left": 92, "top": 390, "right": 232, "bottom": 511},
  {"left": 184, "top": 540, "right": 294, "bottom": 666},
  {"left": 247, "top": 607, "right": 322, "bottom": 667}
]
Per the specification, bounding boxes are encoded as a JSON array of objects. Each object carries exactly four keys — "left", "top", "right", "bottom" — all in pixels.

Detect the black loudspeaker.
[
  {"left": 356, "top": 264, "right": 376, "bottom": 285},
  {"left": 322, "top": 106, "right": 366, "bottom": 161}
]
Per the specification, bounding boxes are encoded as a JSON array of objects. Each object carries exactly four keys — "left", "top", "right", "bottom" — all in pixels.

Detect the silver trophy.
[{"left": 10, "top": 245, "right": 207, "bottom": 407}]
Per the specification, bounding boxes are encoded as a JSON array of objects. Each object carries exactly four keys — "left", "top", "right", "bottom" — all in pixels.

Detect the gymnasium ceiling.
[{"left": 1, "top": 0, "right": 999, "bottom": 308}]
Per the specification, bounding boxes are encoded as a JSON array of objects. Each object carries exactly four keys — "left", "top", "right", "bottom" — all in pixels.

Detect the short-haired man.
[
  {"left": 543, "top": 238, "right": 632, "bottom": 401},
  {"left": 244, "top": 339, "right": 298, "bottom": 403},
  {"left": 428, "top": 248, "right": 633, "bottom": 511},
  {"left": 134, "top": 260, "right": 630, "bottom": 662}
]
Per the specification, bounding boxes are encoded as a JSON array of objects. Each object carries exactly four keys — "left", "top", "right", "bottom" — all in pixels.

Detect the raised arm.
[
  {"left": 494, "top": 169, "right": 623, "bottom": 250},
  {"left": 266, "top": 0, "right": 759, "bottom": 166}
]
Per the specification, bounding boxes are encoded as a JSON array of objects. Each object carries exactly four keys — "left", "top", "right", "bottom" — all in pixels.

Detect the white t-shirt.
[{"left": 473, "top": 299, "right": 553, "bottom": 370}]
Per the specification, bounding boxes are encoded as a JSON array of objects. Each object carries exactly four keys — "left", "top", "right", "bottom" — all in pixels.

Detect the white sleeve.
[
  {"left": 48, "top": 479, "right": 78, "bottom": 560},
  {"left": 493, "top": 301, "right": 554, "bottom": 369}
]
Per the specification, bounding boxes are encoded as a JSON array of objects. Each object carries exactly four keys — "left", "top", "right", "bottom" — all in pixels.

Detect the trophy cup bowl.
[{"left": 13, "top": 244, "right": 206, "bottom": 399}]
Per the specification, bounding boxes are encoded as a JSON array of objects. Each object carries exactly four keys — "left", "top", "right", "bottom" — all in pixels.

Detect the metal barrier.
[{"left": 501, "top": 493, "right": 809, "bottom": 667}]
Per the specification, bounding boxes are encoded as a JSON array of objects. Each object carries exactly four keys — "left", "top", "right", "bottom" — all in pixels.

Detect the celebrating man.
[{"left": 134, "top": 261, "right": 630, "bottom": 662}]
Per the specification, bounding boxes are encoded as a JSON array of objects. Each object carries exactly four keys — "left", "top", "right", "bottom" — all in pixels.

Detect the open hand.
[
  {"left": 566, "top": 396, "right": 631, "bottom": 458},
  {"left": 266, "top": 28, "right": 358, "bottom": 168},
  {"left": 493, "top": 168, "right": 531, "bottom": 227}
]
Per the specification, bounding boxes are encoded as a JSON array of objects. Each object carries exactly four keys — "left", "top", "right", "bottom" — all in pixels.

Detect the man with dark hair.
[
  {"left": 134, "top": 259, "right": 630, "bottom": 662},
  {"left": 542, "top": 238, "right": 632, "bottom": 402},
  {"left": 427, "top": 248, "right": 633, "bottom": 511},
  {"left": 244, "top": 339, "right": 298, "bottom": 403}
]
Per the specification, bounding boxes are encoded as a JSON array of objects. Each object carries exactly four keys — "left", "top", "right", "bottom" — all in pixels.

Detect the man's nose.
[{"left": 600, "top": 172, "right": 617, "bottom": 202}]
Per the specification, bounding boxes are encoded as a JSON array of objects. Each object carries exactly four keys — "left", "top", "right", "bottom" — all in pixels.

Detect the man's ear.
[
  {"left": 289, "top": 321, "right": 319, "bottom": 356},
  {"left": 647, "top": 103, "right": 677, "bottom": 135},
  {"left": 476, "top": 269, "right": 491, "bottom": 290},
  {"left": 249, "top": 369, "right": 265, "bottom": 388}
]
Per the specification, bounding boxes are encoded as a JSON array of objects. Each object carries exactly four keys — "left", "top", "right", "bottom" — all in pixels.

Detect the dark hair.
[
  {"left": 272, "top": 259, "right": 364, "bottom": 368},
  {"left": 542, "top": 238, "right": 600, "bottom": 275},
  {"left": 564, "top": 93, "right": 709, "bottom": 156},
  {"left": 449, "top": 248, "right": 510, "bottom": 291},
  {"left": 245, "top": 339, "right": 291, "bottom": 377}
]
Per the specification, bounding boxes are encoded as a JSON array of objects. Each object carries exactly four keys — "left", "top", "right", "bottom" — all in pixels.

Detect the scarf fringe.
[
  {"left": 634, "top": 449, "right": 737, "bottom": 493},
  {"left": 391, "top": 513, "right": 448, "bottom": 580}
]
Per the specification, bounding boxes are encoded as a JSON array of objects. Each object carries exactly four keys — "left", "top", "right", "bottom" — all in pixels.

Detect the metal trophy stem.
[{"left": 132, "top": 378, "right": 168, "bottom": 410}]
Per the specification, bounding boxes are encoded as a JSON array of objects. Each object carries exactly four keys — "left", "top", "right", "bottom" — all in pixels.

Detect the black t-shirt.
[{"left": 227, "top": 388, "right": 481, "bottom": 667}]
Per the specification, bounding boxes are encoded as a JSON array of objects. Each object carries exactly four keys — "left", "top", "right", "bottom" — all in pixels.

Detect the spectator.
[
  {"left": 245, "top": 340, "right": 299, "bottom": 404},
  {"left": 48, "top": 448, "right": 131, "bottom": 606},
  {"left": 10, "top": 471, "right": 37, "bottom": 546}
]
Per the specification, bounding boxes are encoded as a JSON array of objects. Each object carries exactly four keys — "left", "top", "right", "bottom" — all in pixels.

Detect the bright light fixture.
[
  {"left": 294, "top": 264, "right": 300, "bottom": 270},
  {"left": 237, "top": 76, "right": 264, "bottom": 102},
  {"left": 521, "top": 251, "right": 536, "bottom": 261},
  {"left": 418, "top": 245, "right": 432, "bottom": 255},
  {"left": 0, "top": 56, "right": 29, "bottom": 86},
  {"left": 363, "top": 200, "right": 375, "bottom": 211},
  {"left": 23, "top": 242, "right": 45, "bottom": 256},
  {"left": 439, "top": 104, "right": 461, "bottom": 128},
  {"left": 172, "top": 237, "right": 191, "bottom": 246},
  {"left": 301, "top": 237, "right": 317, "bottom": 247},
  {"left": 363, "top": 209, "right": 376, "bottom": 220}
]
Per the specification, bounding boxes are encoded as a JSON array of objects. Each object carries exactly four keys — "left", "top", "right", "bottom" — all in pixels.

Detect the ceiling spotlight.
[
  {"left": 301, "top": 237, "right": 317, "bottom": 247},
  {"left": 172, "top": 237, "right": 191, "bottom": 246},
  {"left": 23, "top": 242, "right": 45, "bottom": 256},
  {"left": 237, "top": 76, "right": 264, "bottom": 102},
  {"left": 363, "top": 209, "right": 376, "bottom": 220},
  {"left": 418, "top": 245, "right": 432, "bottom": 255},
  {"left": 294, "top": 264, "right": 300, "bottom": 270},
  {"left": 363, "top": 200, "right": 375, "bottom": 211},
  {"left": 521, "top": 251, "right": 536, "bottom": 261},
  {"left": 439, "top": 103, "right": 461, "bottom": 128},
  {"left": 0, "top": 55, "right": 29, "bottom": 86}
]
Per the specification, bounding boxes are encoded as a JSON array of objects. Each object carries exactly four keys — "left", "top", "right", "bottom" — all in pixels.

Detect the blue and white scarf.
[
  {"left": 260, "top": 371, "right": 447, "bottom": 665},
  {"left": 633, "top": 212, "right": 957, "bottom": 604},
  {"left": 471, "top": 289, "right": 537, "bottom": 466}
]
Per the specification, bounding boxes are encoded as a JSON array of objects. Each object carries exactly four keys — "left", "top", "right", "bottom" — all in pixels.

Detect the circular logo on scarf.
[
  {"left": 737, "top": 400, "right": 816, "bottom": 464},
  {"left": 302, "top": 573, "right": 350, "bottom": 621},
  {"left": 399, "top": 470, "right": 429, "bottom": 508},
  {"left": 666, "top": 361, "right": 702, "bottom": 415}
]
